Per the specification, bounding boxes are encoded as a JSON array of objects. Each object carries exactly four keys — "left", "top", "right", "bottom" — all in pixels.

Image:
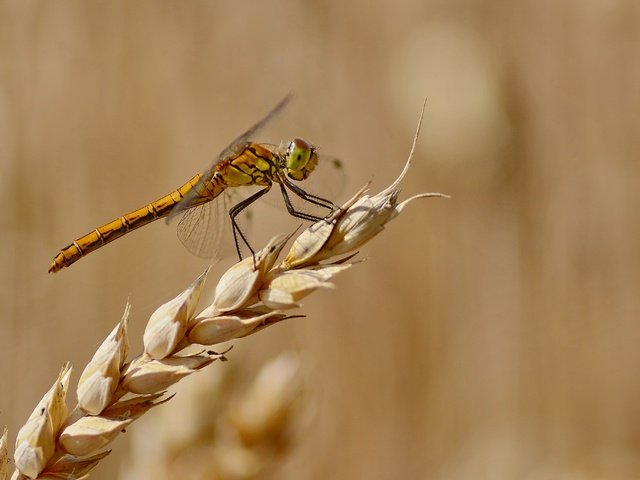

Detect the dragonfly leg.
[
  {"left": 229, "top": 185, "right": 272, "bottom": 262},
  {"left": 278, "top": 183, "right": 326, "bottom": 223},
  {"left": 281, "top": 177, "right": 337, "bottom": 211}
]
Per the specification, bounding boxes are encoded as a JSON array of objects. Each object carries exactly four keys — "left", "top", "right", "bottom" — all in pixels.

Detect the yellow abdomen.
[{"left": 48, "top": 173, "right": 225, "bottom": 273}]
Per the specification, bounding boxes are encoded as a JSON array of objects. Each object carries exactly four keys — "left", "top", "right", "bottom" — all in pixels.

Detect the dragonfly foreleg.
[
  {"left": 229, "top": 185, "right": 271, "bottom": 261},
  {"left": 278, "top": 183, "right": 325, "bottom": 223},
  {"left": 281, "top": 176, "right": 337, "bottom": 212}
]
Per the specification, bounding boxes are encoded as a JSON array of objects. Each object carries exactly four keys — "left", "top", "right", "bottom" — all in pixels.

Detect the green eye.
[{"left": 286, "top": 138, "right": 312, "bottom": 172}]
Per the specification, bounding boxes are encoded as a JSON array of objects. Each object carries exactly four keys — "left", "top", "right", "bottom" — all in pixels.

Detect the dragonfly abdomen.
[{"left": 48, "top": 173, "right": 226, "bottom": 273}]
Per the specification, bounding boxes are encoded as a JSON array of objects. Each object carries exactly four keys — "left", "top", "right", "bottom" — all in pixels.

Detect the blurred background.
[{"left": 1, "top": 0, "right": 639, "bottom": 478}]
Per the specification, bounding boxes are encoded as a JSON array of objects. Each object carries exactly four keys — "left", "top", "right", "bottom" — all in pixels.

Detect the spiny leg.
[
  {"left": 281, "top": 176, "right": 337, "bottom": 211},
  {"left": 229, "top": 185, "right": 271, "bottom": 261},
  {"left": 277, "top": 182, "right": 325, "bottom": 222}
]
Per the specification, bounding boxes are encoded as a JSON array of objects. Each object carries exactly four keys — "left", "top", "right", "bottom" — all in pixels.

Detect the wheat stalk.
[{"left": 3, "top": 101, "right": 448, "bottom": 480}]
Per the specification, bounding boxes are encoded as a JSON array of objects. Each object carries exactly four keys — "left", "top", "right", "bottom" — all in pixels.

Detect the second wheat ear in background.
[{"left": 49, "top": 93, "right": 345, "bottom": 273}]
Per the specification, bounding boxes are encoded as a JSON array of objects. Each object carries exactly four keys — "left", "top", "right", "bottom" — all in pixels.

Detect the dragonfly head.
[{"left": 285, "top": 138, "right": 318, "bottom": 181}]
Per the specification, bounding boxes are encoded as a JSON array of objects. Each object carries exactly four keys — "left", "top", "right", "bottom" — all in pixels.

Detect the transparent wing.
[
  {"left": 176, "top": 188, "right": 255, "bottom": 260},
  {"left": 300, "top": 150, "right": 346, "bottom": 202},
  {"left": 218, "top": 94, "right": 292, "bottom": 160},
  {"left": 176, "top": 198, "right": 227, "bottom": 259},
  {"left": 168, "top": 93, "right": 293, "bottom": 224}
]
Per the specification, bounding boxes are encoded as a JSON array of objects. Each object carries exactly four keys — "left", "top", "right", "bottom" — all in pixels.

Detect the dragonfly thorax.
[{"left": 285, "top": 138, "right": 318, "bottom": 181}]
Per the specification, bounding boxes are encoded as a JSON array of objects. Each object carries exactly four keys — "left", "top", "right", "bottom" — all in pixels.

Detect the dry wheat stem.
[{"left": 6, "top": 101, "right": 448, "bottom": 480}]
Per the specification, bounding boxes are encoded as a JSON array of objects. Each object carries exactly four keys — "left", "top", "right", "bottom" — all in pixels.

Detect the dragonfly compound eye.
[{"left": 286, "top": 138, "right": 312, "bottom": 175}]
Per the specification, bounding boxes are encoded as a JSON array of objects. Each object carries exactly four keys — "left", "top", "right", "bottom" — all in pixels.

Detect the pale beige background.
[{"left": 1, "top": 1, "right": 639, "bottom": 479}]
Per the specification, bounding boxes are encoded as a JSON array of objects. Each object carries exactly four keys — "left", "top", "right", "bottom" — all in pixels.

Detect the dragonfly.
[{"left": 48, "top": 95, "right": 341, "bottom": 273}]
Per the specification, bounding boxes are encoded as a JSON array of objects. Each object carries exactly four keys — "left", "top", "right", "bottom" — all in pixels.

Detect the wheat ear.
[{"left": 6, "top": 101, "right": 448, "bottom": 480}]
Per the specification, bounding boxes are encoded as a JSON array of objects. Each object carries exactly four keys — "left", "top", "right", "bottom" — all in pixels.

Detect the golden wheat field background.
[{"left": 1, "top": 1, "right": 639, "bottom": 479}]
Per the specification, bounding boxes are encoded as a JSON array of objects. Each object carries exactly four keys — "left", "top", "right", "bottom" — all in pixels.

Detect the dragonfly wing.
[
  {"left": 168, "top": 94, "right": 292, "bottom": 224},
  {"left": 218, "top": 93, "right": 292, "bottom": 160},
  {"left": 176, "top": 197, "right": 227, "bottom": 259},
  {"left": 176, "top": 189, "right": 255, "bottom": 260},
  {"left": 300, "top": 151, "right": 346, "bottom": 202}
]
